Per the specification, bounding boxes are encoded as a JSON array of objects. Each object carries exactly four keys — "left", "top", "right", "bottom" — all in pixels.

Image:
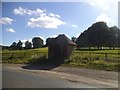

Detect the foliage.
[
  {"left": 17, "top": 40, "right": 23, "bottom": 50},
  {"left": 71, "top": 36, "right": 76, "bottom": 43},
  {"left": 32, "top": 37, "right": 44, "bottom": 48},
  {"left": 76, "top": 21, "right": 120, "bottom": 49},
  {"left": 10, "top": 42, "right": 17, "bottom": 50},
  {"left": 25, "top": 41, "right": 32, "bottom": 49}
]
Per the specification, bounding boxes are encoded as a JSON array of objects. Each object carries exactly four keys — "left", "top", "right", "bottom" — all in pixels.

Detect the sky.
[{"left": 0, "top": 0, "right": 119, "bottom": 46}]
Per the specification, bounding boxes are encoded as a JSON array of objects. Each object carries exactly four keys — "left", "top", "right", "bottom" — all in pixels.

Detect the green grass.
[
  {"left": 2, "top": 47, "right": 120, "bottom": 71},
  {"left": 2, "top": 47, "right": 48, "bottom": 64},
  {"left": 64, "top": 49, "right": 120, "bottom": 71}
]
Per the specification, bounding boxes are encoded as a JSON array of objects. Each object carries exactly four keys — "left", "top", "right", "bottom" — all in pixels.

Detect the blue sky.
[{"left": 1, "top": 0, "right": 119, "bottom": 46}]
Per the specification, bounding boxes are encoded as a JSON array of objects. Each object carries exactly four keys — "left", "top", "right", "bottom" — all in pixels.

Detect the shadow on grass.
[{"left": 22, "top": 56, "right": 62, "bottom": 70}]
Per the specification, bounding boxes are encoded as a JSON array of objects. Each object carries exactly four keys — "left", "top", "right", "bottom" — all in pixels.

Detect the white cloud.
[
  {"left": 13, "top": 7, "right": 46, "bottom": 17},
  {"left": 96, "top": 13, "right": 115, "bottom": 26},
  {"left": 14, "top": 7, "right": 66, "bottom": 29},
  {"left": 6, "top": 28, "right": 15, "bottom": 33},
  {"left": 0, "top": 17, "right": 14, "bottom": 25},
  {"left": 96, "top": 13, "right": 111, "bottom": 23},
  {"left": 0, "top": 43, "right": 3, "bottom": 46},
  {"left": 88, "top": 0, "right": 119, "bottom": 26},
  {"left": 49, "top": 35, "right": 58, "bottom": 38},
  {"left": 71, "top": 24, "right": 78, "bottom": 28},
  {"left": 88, "top": 0, "right": 119, "bottom": 11},
  {"left": 27, "top": 16, "right": 66, "bottom": 29},
  {"left": 13, "top": 7, "right": 27, "bottom": 15},
  {"left": 48, "top": 13, "right": 60, "bottom": 18}
]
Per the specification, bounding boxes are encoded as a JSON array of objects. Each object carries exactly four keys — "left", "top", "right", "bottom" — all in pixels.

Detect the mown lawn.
[{"left": 2, "top": 47, "right": 120, "bottom": 71}]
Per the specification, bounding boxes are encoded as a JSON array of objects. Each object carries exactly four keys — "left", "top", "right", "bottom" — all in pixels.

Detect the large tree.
[
  {"left": 17, "top": 40, "right": 23, "bottom": 50},
  {"left": 32, "top": 37, "right": 43, "bottom": 48},
  {"left": 109, "top": 26, "right": 120, "bottom": 47},
  {"left": 76, "top": 22, "right": 120, "bottom": 49},
  {"left": 105, "top": 26, "right": 118, "bottom": 49},
  {"left": 76, "top": 30, "right": 89, "bottom": 47},
  {"left": 87, "top": 22, "right": 109, "bottom": 49},
  {"left": 25, "top": 41, "right": 32, "bottom": 49},
  {"left": 10, "top": 42, "right": 17, "bottom": 50}
]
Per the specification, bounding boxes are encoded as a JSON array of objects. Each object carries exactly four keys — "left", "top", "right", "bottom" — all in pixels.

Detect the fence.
[
  {"left": 2, "top": 52, "right": 48, "bottom": 63},
  {"left": 73, "top": 52, "right": 120, "bottom": 63},
  {"left": 2, "top": 51, "right": 120, "bottom": 63}
]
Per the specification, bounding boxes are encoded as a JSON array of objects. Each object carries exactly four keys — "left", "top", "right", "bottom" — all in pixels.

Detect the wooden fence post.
[
  {"left": 90, "top": 52, "right": 91, "bottom": 60},
  {"left": 24, "top": 52, "right": 25, "bottom": 58},
  {"left": 105, "top": 53, "right": 107, "bottom": 60},
  {"left": 11, "top": 53, "right": 14, "bottom": 60}
]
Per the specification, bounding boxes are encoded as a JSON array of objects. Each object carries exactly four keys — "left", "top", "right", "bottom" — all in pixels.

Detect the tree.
[
  {"left": 87, "top": 22, "right": 109, "bottom": 49},
  {"left": 71, "top": 37, "right": 76, "bottom": 43},
  {"left": 32, "top": 37, "right": 43, "bottom": 48},
  {"left": 76, "top": 30, "right": 89, "bottom": 48},
  {"left": 76, "top": 22, "right": 120, "bottom": 49},
  {"left": 107, "top": 26, "right": 120, "bottom": 49},
  {"left": 104, "top": 26, "right": 117, "bottom": 49},
  {"left": 10, "top": 42, "right": 17, "bottom": 50},
  {"left": 17, "top": 40, "right": 23, "bottom": 50},
  {"left": 25, "top": 41, "right": 32, "bottom": 49}
]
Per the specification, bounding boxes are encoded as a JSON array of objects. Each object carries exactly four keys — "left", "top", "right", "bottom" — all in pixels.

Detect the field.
[
  {"left": 2, "top": 48, "right": 48, "bottom": 64},
  {"left": 2, "top": 47, "right": 120, "bottom": 71},
  {"left": 65, "top": 49, "right": 120, "bottom": 71}
]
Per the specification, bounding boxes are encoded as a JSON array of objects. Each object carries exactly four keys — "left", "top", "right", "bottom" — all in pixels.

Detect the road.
[
  {"left": 3, "top": 68, "right": 94, "bottom": 88},
  {"left": 2, "top": 64, "right": 118, "bottom": 88}
]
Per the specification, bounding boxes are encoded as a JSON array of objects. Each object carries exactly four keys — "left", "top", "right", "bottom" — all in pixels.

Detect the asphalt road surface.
[
  {"left": 3, "top": 68, "right": 96, "bottom": 88},
  {"left": 2, "top": 64, "right": 118, "bottom": 89}
]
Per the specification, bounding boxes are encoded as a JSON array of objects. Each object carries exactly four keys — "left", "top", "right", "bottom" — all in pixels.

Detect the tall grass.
[
  {"left": 64, "top": 49, "right": 119, "bottom": 71},
  {"left": 2, "top": 47, "right": 120, "bottom": 71},
  {"left": 2, "top": 47, "right": 48, "bottom": 64}
]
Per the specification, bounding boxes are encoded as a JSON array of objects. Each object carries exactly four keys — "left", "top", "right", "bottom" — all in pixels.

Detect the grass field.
[
  {"left": 2, "top": 48, "right": 48, "bottom": 64},
  {"left": 2, "top": 47, "right": 120, "bottom": 71},
  {"left": 65, "top": 49, "right": 120, "bottom": 71}
]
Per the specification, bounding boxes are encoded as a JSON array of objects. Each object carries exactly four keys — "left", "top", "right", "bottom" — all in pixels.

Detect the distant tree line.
[
  {"left": 76, "top": 22, "right": 120, "bottom": 49},
  {"left": 9, "top": 37, "right": 44, "bottom": 50},
  {"left": 2, "top": 21, "right": 120, "bottom": 50}
]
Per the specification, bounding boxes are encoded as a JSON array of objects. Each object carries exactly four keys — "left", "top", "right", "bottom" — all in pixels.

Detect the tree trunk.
[
  {"left": 113, "top": 46, "right": 115, "bottom": 50},
  {"left": 97, "top": 46, "right": 99, "bottom": 50},
  {"left": 100, "top": 47, "right": 102, "bottom": 50},
  {"left": 89, "top": 46, "right": 91, "bottom": 50},
  {"left": 109, "top": 47, "right": 111, "bottom": 50}
]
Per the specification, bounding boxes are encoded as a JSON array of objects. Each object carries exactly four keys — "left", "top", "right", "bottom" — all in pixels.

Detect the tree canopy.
[
  {"left": 32, "top": 37, "right": 43, "bottom": 48},
  {"left": 76, "top": 21, "right": 120, "bottom": 49},
  {"left": 25, "top": 41, "right": 32, "bottom": 49},
  {"left": 17, "top": 40, "right": 23, "bottom": 50},
  {"left": 10, "top": 42, "right": 17, "bottom": 50}
]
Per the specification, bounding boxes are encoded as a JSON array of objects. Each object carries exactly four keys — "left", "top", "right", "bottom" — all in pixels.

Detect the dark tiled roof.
[{"left": 56, "top": 34, "right": 76, "bottom": 46}]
